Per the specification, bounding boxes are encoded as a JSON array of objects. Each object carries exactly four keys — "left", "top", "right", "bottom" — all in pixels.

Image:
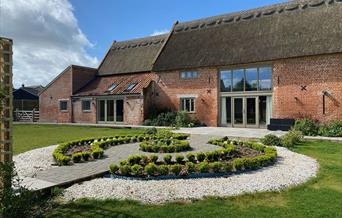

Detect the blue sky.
[{"left": 71, "top": 0, "right": 286, "bottom": 61}]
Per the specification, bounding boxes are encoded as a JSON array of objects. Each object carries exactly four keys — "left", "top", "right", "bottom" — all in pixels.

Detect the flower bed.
[
  {"left": 52, "top": 132, "right": 190, "bottom": 165},
  {"left": 109, "top": 137, "right": 277, "bottom": 179}
]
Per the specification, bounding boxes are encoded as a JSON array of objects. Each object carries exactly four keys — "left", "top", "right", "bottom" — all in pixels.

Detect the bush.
[
  {"left": 81, "top": 151, "right": 91, "bottom": 161},
  {"left": 72, "top": 152, "right": 82, "bottom": 163},
  {"left": 119, "top": 165, "right": 131, "bottom": 176},
  {"left": 205, "top": 151, "right": 219, "bottom": 162},
  {"left": 145, "top": 127, "right": 158, "bottom": 135},
  {"left": 170, "top": 164, "right": 182, "bottom": 175},
  {"left": 92, "top": 148, "right": 104, "bottom": 159},
  {"left": 185, "top": 162, "right": 196, "bottom": 173},
  {"left": 175, "top": 154, "right": 184, "bottom": 164},
  {"left": 196, "top": 152, "right": 206, "bottom": 162},
  {"left": 127, "top": 155, "right": 142, "bottom": 166},
  {"left": 149, "top": 155, "right": 159, "bottom": 163},
  {"left": 232, "top": 158, "right": 246, "bottom": 171},
  {"left": 197, "top": 162, "right": 209, "bottom": 173},
  {"left": 209, "top": 162, "right": 224, "bottom": 173},
  {"left": 158, "top": 165, "right": 169, "bottom": 176},
  {"left": 145, "top": 163, "right": 158, "bottom": 176},
  {"left": 175, "top": 111, "right": 194, "bottom": 127},
  {"left": 293, "top": 119, "right": 319, "bottom": 136},
  {"left": 319, "top": 121, "right": 342, "bottom": 137},
  {"left": 163, "top": 154, "right": 172, "bottom": 164},
  {"left": 261, "top": 134, "right": 282, "bottom": 146},
  {"left": 131, "top": 164, "right": 143, "bottom": 176},
  {"left": 186, "top": 153, "right": 196, "bottom": 163},
  {"left": 109, "top": 164, "right": 119, "bottom": 174},
  {"left": 281, "top": 130, "right": 304, "bottom": 147}
]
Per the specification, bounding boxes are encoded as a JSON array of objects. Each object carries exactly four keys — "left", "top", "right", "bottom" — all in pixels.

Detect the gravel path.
[
  {"left": 14, "top": 145, "right": 58, "bottom": 178},
  {"left": 62, "top": 147, "right": 319, "bottom": 204}
]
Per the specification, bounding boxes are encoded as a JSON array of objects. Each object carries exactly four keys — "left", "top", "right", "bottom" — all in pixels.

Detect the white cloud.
[
  {"left": 0, "top": 0, "right": 98, "bottom": 88},
  {"left": 150, "top": 29, "right": 169, "bottom": 36}
]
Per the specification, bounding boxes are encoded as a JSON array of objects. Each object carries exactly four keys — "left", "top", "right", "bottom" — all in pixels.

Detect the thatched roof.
[
  {"left": 153, "top": 0, "right": 342, "bottom": 71},
  {"left": 98, "top": 34, "right": 167, "bottom": 76}
]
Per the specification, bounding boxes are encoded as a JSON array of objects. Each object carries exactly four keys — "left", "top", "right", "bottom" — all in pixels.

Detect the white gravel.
[
  {"left": 13, "top": 145, "right": 58, "bottom": 178},
  {"left": 62, "top": 147, "right": 319, "bottom": 204}
]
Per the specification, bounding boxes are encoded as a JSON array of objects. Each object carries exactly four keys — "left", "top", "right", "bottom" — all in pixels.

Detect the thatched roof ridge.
[{"left": 153, "top": 0, "right": 342, "bottom": 71}]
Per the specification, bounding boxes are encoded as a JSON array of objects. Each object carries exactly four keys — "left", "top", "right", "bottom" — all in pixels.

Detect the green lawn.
[
  {"left": 46, "top": 140, "right": 342, "bottom": 218},
  {"left": 13, "top": 124, "right": 145, "bottom": 155}
]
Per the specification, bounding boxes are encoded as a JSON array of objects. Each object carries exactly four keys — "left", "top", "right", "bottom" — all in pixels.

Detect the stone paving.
[{"left": 34, "top": 134, "right": 220, "bottom": 185}]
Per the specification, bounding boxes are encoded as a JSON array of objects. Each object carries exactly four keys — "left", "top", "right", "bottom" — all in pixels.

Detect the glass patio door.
[
  {"left": 232, "top": 97, "right": 257, "bottom": 127},
  {"left": 97, "top": 99, "right": 124, "bottom": 123}
]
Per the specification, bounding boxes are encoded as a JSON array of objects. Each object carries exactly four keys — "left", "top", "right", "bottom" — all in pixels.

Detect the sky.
[{"left": 0, "top": 0, "right": 286, "bottom": 88}]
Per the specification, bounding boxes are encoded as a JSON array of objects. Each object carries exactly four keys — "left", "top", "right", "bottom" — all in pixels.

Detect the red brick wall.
[
  {"left": 273, "top": 53, "right": 342, "bottom": 123},
  {"left": 39, "top": 67, "right": 72, "bottom": 123},
  {"left": 72, "top": 98, "right": 97, "bottom": 123},
  {"left": 152, "top": 68, "right": 219, "bottom": 126},
  {"left": 124, "top": 95, "right": 145, "bottom": 125}
]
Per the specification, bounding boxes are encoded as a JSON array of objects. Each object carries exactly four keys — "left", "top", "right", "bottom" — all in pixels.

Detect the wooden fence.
[{"left": 14, "top": 109, "right": 39, "bottom": 122}]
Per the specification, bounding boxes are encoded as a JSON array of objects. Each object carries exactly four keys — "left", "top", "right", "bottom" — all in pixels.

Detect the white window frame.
[
  {"left": 180, "top": 71, "right": 199, "bottom": 79},
  {"left": 180, "top": 98, "right": 196, "bottom": 113},
  {"left": 81, "top": 99, "right": 91, "bottom": 112}
]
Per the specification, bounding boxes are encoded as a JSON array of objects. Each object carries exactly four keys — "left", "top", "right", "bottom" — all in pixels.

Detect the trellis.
[{"left": 0, "top": 37, "right": 13, "bottom": 164}]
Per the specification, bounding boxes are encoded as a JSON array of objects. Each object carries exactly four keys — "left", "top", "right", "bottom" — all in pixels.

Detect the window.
[
  {"left": 82, "top": 100, "right": 91, "bottom": 111},
  {"left": 259, "top": 67, "right": 272, "bottom": 90},
  {"left": 107, "top": 83, "right": 117, "bottom": 92},
  {"left": 124, "top": 83, "right": 137, "bottom": 92},
  {"left": 59, "top": 101, "right": 68, "bottom": 111},
  {"left": 180, "top": 98, "right": 195, "bottom": 112},
  {"left": 220, "top": 66, "right": 272, "bottom": 92},
  {"left": 180, "top": 71, "right": 198, "bottom": 79}
]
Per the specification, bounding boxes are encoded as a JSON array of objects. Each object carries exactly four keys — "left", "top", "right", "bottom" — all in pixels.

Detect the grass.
[
  {"left": 45, "top": 140, "right": 342, "bottom": 218},
  {"left": 13, "top": 124, "right": 145, "bottom": 155}
]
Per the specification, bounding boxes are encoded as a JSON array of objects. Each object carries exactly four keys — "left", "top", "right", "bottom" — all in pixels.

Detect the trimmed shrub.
[
  {"left": 232, "top": 158, "right": 246, "bottom": 171},
  {"left": 196, "top": 152, "right": 206, "bottom": 162},
  {"left": 149, "top": 155, "right": 159, "bottom": 163},
  {"left": 145, "top": 163, "right": 158, "bottom": 176},
  {"left": 92, "top": 148, "right": 104, "bottom": 159},
  {"left": 185, "top": 162, "right": 196, "bottom": 173},
  {"left": 109, "top": 164, "right": 119, "bottom": 174},
  {"left": 81, "top": 151, "right": 91, "bottom": 161},
  {"left": 158, "top": 165, "right": 169, "bottom": 176},
  {"left": 175, "top": 155, "right": 184, "bottom": 164},
  {"left": 163, "top": 154, "right": 172, "bottom": 164},
  {"left": 119, "top": 160, "right": 128, "bottom": 166},
  {"left": 197, "top": 162, "right": 210, "bottom": 173},
  {"left": 293, "top": 119, "right": 319, "bottom": 136},
  {"left": 261, "top": 134, "right": 282, "bottom": 146},
  {"left": 186, "top": 153, "right": 196, "bottom": 163},
  {"left": 127, "top": 155, "right": 142, "bottom": 166},
  {"left": 170, "top": 164, "right": 182, "bottom": 175},
  {"left": 119, "top": 165, "right": 131, "bottom": 176},
  {"left": 72, "top": 152, "right": 82, "bottom": 163},
  {"left": 145, "top": 127, "right": 158, "bottom": 135},
  {"left": 131, "top": 164, "right": 143, "bottom": 176},
  {"left": 205, "top": 151, "right": 219, "bottom": 162},
  {"left": 209, "top": 162, "right": 224, "bottom": 173}
]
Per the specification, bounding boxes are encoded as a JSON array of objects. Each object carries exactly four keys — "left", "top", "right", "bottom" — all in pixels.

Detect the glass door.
[
  {"left": 97, "top": 99, "right": 124, "bottom": 123},
  {"left": 233, "top": 97, "right": 244, "bottom": 127},
  {"left": 115, "top": 100, "right": 124, "bottom": 122},
  {"left": 246, "top": 97, "right": 258, "bottom": 128},
  {"left": 98, "top": 100, "right": 106, "bottom": 122}
]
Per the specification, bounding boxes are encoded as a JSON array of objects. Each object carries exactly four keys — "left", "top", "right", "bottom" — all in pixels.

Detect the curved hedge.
[
  {"left": 53, "top": 132, "right": 190, "bottom": 165},
  {"left": 139, "top": 139, "right": 191, "bottom": 153},
  {"left": 109, "top": 138, "right": 277, "bottom": 178}
]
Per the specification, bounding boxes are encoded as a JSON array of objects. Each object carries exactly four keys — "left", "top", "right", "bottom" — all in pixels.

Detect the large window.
[
  {"left": 59, "top": 100, "right": 68, "bottom": 111},
  {"left": 180, "top": 98, "right": 195, "bottom": 113},
  {"left": 220, "top": 66, "right": 272, "bottom": 92}
]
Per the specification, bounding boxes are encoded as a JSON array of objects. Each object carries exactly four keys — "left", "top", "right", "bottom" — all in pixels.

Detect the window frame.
[
  {"left": 81, "top": 99, "right": 91, "bottom": 112},
  {"left": 180, "top": 71, "right": 199, "bottom": 79},
  {"left": 107, "top": 83, "right": 118, "bottom": 92},
  {"left": 59, "top": 100, "right": 68, "bottom": 112},
  {"left": 180, "top": 97, "right": 196, "bottom": 113},
  {"left": 219, "top": 65, "right": 272, "bottom": 93},
  {"left": 124, "top": 82, "right": 138, "bottom": 92}
]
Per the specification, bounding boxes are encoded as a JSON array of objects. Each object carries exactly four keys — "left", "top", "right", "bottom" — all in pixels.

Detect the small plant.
[
  {"left": 131, "top": 164, "right": 143, "bottom": 176},
  {"left": 92, "top": 148, "right": 104, "bottom": 159},
  {"left": 163, "top": 154, "right": 172, "bottom": 164},
  {"left": 145, "top": 163, "right": 158, "bottom": 176},
  {"left": 158, "top": 165, "right": 169, "bottom": 176},
  {"left": 119, "top": 165, "right": 131, "bottom": 176},
  {"left": 197, "top": 162, "right": 209, "bottom": 173},
  {"left": 127, "top": 155, "right": 142, "bottom": 166},
  {"left": 170, "top": 164, "right": 182, "bottom": 175},
  {"left": 196, "top": 152, "right": 206, "bottom": 162},
  {"left": 261, "top": 134, "right": 282, "bottom": 146},
  {"left": 293, "top": 119, "right": 319, "bottom": 136},
  {"left": 145, "top": 127, "right": 158, "bottom": 135},
  {"left": 109, "top": 164, "right": 119, "bottom": 174},
  {"left": 319, "top": 121, "right": 342, "bottom": 137},
  {"left": 149, "top": 155, "right": 159, "bottom": 163},
  {"left": 186, "top": 153, "right": 196, "bottom": 163},
  {"left": 119, "top": 160, "right": 128, "bottom": 166},
  {"left": 210, "top": 162, "right": 224, "bottom": 173},
  {"left": 81, "top": 151, "right": 91, "bottom": 161},
  {"left": 185, "top": 162, "right": 196, "bottom": 173},
  {"left": 72, "top": 152, "right": 83, "bottom": 163},
  {"left": 175, "top": 154, "right": 184, "bottom": 164}
]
